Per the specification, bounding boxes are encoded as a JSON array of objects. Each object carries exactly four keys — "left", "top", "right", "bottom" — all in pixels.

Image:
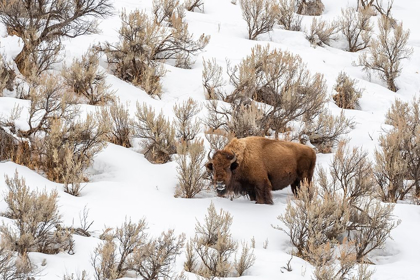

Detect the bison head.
[{"left": 205, "top": 150, "right": 239, "bottom": 193}]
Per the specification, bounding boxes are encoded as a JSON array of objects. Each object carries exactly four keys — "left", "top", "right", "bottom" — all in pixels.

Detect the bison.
[{"left": 205, "top": 136, "right": 316, "bottom": 204}]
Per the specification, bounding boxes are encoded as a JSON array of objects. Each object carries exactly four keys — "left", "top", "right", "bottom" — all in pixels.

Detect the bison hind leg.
[{"left": 291, "top": 179, "right": 301, "bottom": 196}]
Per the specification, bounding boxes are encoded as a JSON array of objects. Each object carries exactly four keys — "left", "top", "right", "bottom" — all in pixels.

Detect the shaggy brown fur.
[{"left": 206, "top": 136, "right": 316, "bottom": 204}]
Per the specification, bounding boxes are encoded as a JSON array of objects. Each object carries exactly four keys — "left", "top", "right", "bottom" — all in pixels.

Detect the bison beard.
[{"left": 206, "top": 136, "right": 316, "bottom": 204}]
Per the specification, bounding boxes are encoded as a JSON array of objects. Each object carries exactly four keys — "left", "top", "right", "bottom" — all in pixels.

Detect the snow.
[{"left": 1, "top": 0, "right": 420, "bottom": 279}]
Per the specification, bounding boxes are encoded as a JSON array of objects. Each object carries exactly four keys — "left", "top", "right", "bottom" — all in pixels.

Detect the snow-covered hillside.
[{"left": 1, "top": 0, "right": 420, "bottom": 279}]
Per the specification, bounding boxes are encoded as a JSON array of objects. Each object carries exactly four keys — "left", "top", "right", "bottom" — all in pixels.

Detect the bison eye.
[
  {"left": 230, "top": 162, "right": 239, "bottom": 171},
  {"left": 205, "top": 162, "right": 213, "bottom": 171}
]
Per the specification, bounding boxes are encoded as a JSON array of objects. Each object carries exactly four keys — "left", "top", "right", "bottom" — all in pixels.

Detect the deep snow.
[{"left": 1, "top": 0, "right": 420, "bottom": 279}]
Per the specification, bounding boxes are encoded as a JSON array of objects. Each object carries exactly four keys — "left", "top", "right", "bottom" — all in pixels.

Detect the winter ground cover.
[{"left": 1, "top": 0, "right": 420, "bottom": 279}]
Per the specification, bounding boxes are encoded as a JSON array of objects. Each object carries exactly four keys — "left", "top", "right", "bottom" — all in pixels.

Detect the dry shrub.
[
  {"left": 0, "top": 172, "right": 73, "bottom": 256},
  {"left": 374, "top": 98, "right": 420, "bottom": 201},
  {"left": 318, "top": 142, "right": 375, "bottom": 210},
  {"left": 63, "top": 271, "right": 90, "bottom": 280},
  {"left": 296, "top": 0, "right": 324, "bottom": 16},
  {"left": 227, "top": 45, "right": 327, "bottom": 138},
  {"left": 0, "top": 0, "right": 112, "bottom": 77},
  {"left": 129, "top": 229, "right": 186, "bottom": 280},
  {"left": 62, "top": 49, "right": 115, "bottom": 105},
  {"left": 318, "top": 142, "right": 400, "bottom": 262},
  {"left": 101, "top": 100, "right": 133, "bottom": 148},
  {"left": 229, "top": 101, "right": 266, "bottom": 138},
  {"left": 185, "top": 0, "right": 205, "bottom": 12},
  {"left": 239, "top": 0, "right": 279, "bottom": 40},
  {"left": 18, "top": 75, "right": 77, "bottom": 138},
  {"left": 0, "top": 127, "right": 16, "bottom": 161},
  {"left": 275, "top": 183, "right": 349, "bottom": 260},
  {"left": 278, "top": 0, "right": 302, "bottom": 31},
  {"left": 300, "top": 110, "right": 354, "bottom": 153},
  {"left": 195, "top": 202, "right": 233, "bottom": 246},
  {"left": 133, "top": 103, "right": 176, "bottom": 163},
  {"left": 358, "top": 0, "right": 395, "bottom": 23},
  {"left": 278, "top": 143, "right": 399, "bottom": 269},
  {"left": 349, "top": 199, "right": 399, "bottom": 261},
  {"left": 42, "top": 112, "right": 110, "bottom": 195},
  {"left": 339, "top": 7, "right": 373, "bottom": 52},
  {"left": 153, "top": 0, "right": 184, "bottom": 25},
  {"left": 185, "top": 202, "right": 255, "bottom": 278},
  {"left": 0, "top": 76, "right": 109, "bottom": 193},
  {"left": 357, "top": 16, "right": 413, "bottom": 92},
  {"left": 102, "top": 9, "right": 209, "bottom": 96},
  {"left": 306, "top": 17, "right": 339, "bottom": 47},
  {"left": 205, "top": 100, "right": 266, "bottom": 139},
  {"left": 0, "top": 104, "right": 32, "bottom": 166},
  {"left": 92, "top": 219, "right": 147, "bottom": 280},
  {"left": 204, "top": 128, "right": 232, "bottom": 151},
  {"left": 202, "top": 58, "right": 226, "bottom": 100},
  {"left": 175, "top": 140, "right": 207, "bottom": 198},
  {"left": 234, "top": 242, "right": 256, "bottom": 276},
  {"left": 311, "top": 239, "right": 374, "bottom": 280},
  {"left": 173, "top": 98, "right": 201, "bottom": 143},
  {"left": 0, "top": 239, "right": 37, "bottom": 280},
  {"left": 92, "top": 219, "right": 184, "bottom": 280},
  {"left": 333, "top": 72, "right": 363, "bottom": 110},
  {"left": 0, "top": 53, "right": 15, "bottom": 95}
]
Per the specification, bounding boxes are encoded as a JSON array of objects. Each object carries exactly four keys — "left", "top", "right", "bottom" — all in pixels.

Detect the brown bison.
[{"left": 205, "top": 136, "right": 316, "bottom": 204}]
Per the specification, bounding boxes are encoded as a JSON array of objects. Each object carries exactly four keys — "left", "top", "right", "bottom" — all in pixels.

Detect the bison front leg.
[{"left": 255, "top": 179, "right": 273, "bottom": 204}]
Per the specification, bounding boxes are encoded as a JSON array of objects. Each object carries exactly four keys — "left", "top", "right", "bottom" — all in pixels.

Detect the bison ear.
[
  {"left": 230, "top": 161, "right": 239, "bottom": 171},
  {"left": 205, "top": 162, "right": 213, "bottom": 171}
]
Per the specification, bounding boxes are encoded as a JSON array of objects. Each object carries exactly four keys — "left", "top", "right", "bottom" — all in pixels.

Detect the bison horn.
[
  {"left": 230, "top": 152, "right": 237, "bottom": 164},
  {"left": 207, "top": 150, "right": 213, "bottom": 161}
]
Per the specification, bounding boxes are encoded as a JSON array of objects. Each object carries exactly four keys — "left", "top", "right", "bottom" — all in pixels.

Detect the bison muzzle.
[{"left": 206, "top": 136, "right": 316, "bottom": 204}]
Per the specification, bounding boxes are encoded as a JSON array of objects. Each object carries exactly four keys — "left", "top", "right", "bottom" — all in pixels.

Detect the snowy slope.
[{"left": 1, "top": 0, "right": 420, "bottom": 279}]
